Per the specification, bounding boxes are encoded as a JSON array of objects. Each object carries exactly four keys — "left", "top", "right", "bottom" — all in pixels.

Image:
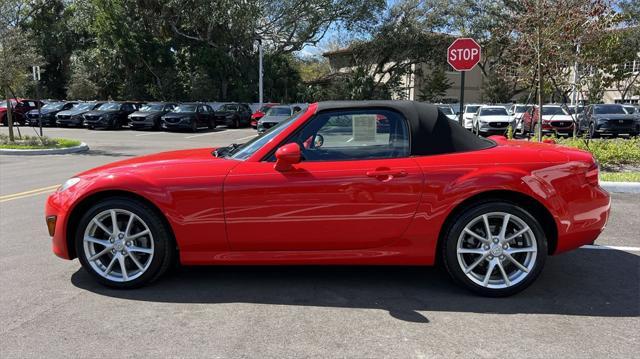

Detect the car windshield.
[
  {"left": 541, "top": 106, "right": 567, "bottom": 115},
  {"left": 98, "top": 103, "right": 121, "bottom": 111},
  {"left": 72, "top": 103, "right": 94, "bottom": 111},
  {"left": 220, "top": 104, "right": 238, "bottom": 111},
  {"left": 465, "top": 105, "right": 480, "bottom": 113},
  {"left": 228, "top": 111, "right": 305, "bottom": 160},
  {"left": 624, "top": 107, "right": 636, "bottom": 114},
  {"left": 174, "top": 104, "right": 197, "bottom": 113},
  {"left": 140, "top": 104, "right": 165, "bottom": 112},
  {"left": 594, "top": 105, "right": 626, "bottom": 115},
  {"left": 438, "top": 106, "right": 454, "bottom": 115},
  {"left": 266, "top": 107, "right": 292, "bottom": 116},
  {"left": 42, "top": 102, "right": 65, "bottom": 110},
  {"left": 258, "top": 105, "right": 272, "bottom": 112},
  {"left": 480, "top": 108, "right": 508, "bottom": 116},
  {"left": 513, "top": 105, "right": 532, "bottom": 113}
]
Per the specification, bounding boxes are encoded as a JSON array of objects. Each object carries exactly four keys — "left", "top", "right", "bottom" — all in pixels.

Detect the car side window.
[{"left": 284, "top": 109, "right": 410, "bottom": 162}]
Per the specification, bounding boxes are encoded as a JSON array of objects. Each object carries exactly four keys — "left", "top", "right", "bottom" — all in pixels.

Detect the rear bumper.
[{"left": 554, "top": 185, "right": 610, "bottom": 254}]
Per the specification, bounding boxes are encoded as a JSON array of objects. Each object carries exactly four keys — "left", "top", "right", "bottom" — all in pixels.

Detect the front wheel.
[
  {"left": 75, "top": 197, "right": 175, "bottom": 288},
  {"left": 442, "top": 201, "right": 547, "bottom": 297}
]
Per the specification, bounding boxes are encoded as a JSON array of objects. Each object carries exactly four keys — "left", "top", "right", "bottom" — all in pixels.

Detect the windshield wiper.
[{"left": 213, "top": 143, "right": 240, "bottom": 158}]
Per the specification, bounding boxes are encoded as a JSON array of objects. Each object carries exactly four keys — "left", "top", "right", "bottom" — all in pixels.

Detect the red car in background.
[
  {"left": 0, "top": 98, "right": 43, "bottom": 126},
  {"left": 250, "top": 103, "right": 279, "bottom": 128},
  {"left": 45, "top": 101, "right": 609, "bottom": 297},
  {"left": 521, "top": 105, "right": 575, "bottom": 136}
]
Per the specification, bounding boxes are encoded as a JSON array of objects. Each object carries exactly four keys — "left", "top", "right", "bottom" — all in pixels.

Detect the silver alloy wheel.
[
  {"left": 83, "top": 209, "right": 154, "bottom": 282},
  {"left": 456, "top": 212, "right": 537, "bottom": 289}
]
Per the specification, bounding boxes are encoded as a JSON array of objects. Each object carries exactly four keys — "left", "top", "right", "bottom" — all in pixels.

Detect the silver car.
[{"left": 257, "top": 106, "right": 294, "bottom": 133}]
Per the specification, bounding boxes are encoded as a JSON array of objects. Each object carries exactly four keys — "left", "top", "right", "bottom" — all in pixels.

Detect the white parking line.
[
  {"left": 134, "top": 132, "right": 168, "bottom": 137},
  {"left": 184, "top": 130, "right": 242, "bottom": 139},
  {"left": 581, "top": 245, "right": 640, "bottom": 252},
  {"left": 234, "top": 134, "right": 257, "bottom": 141}
]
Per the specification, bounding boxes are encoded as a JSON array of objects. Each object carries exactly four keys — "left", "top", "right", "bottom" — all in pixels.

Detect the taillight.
[{"left": 586, "top": 159, "right": 599, "bottom": 186}]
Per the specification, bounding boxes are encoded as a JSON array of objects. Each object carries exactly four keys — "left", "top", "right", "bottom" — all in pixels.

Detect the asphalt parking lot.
[{"left": 1, "top": 126, "right": 638, "bottom": 358}]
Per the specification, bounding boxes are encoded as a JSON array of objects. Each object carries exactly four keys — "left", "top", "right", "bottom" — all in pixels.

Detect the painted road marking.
[
  {"left": 580, "top": 245, "right": 640, "bottom": 252},
  {"left": 234, "top": 134, "right": 257, "bottom": 141},
  {"left": 0, "top": 185, "right": 59, "bottom": 203},
  {"left": 184, "top": 130, "right": 242, "bottom": 139}
]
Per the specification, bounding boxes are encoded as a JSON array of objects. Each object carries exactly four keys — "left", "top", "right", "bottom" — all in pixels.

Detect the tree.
[
  {"left": 506, "top": 0, "right": 617, "bottom": 140},
  {"left": 418, "top": 68, "right": 452, "bottom": 102}
]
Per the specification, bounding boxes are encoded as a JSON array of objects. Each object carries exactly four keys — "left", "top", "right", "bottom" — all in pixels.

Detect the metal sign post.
[
  {"left": 447, "top": 38, "right": 481, "bottom": 129},
  {"left": 32, "top": 65, "right": 42, "bottom": 136}
]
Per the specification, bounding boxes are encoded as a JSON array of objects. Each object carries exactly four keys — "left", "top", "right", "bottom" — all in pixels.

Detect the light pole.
[{"left": 257, "top": 38, "right": 263, "bottom": 108}]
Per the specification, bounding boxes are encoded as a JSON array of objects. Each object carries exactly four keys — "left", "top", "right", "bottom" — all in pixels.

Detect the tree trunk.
[
  {"left": 5, "top": 89, "right": 15, "bottom": 142},
  {"left": 536, "top": 9, "right": 543, "bottom": 143}
]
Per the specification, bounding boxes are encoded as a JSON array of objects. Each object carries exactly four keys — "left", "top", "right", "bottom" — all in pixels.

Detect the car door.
[{"left": 223, "top": 108, "right": 424, "bottom": 251}]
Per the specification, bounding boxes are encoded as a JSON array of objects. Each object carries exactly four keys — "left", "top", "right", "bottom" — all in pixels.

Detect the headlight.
[{"left": 58, "top": 177, "right": 81, "bottom": 192}]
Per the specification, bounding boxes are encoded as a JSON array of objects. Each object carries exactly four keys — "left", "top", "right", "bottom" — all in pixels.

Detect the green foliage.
[
  {"left": 418, "top": 68, "right": 452, "bottom": 102},
  {"left": 599, "top": 172, "right": 640, "bottom": 182},
  {"left": 551, "top": 137, "right": 640, "bottom": 167},
  {"left": 0, "top": 134, "right": 80, "bottom": 149}
]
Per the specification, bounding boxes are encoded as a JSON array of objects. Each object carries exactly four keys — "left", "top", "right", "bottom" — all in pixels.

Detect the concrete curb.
[
  {"left": 0, "top": 142, "right": 89, "bottom": 155},
  {"left": 601, "top": 181, "right": 640, "bottom": 194}
]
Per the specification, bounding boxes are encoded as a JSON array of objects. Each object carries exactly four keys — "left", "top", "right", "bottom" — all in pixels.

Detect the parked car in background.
[
  {"left": 436, "top": 104, "right": 457, "bottom": 121},
  {"left": 161, "top": 103, "right": 216, "bottom": 132},
  {"left": 257, "top": 105, "right": 294, "bottom": 133},
  {"left": 472, "top": 105, "right": 514, "bottom": 136},
  {"left": 129, "top": 102, "right": 177, "bottom": 130},
  {"left": 27, "top": 101, "right": 77, "bottom": 126},
  {"left": 46, "top": 101, "right": 610, "bottom": 297},
  {"left": 462, "top": 104, "right": 482, "bottom": 129},
  {"left": 580, "top": 104, "right": 638, "bottom": 138},
  {"left": 83, "top": 102, "right": 138, "bottom": 130},
  {"left": 567, "top": 105, "right": 586, "bottom": 116},
  {"left": 0, "top": 98, "right": 42, "bottom": 126},
  {"left": 508, "top": 104, "right": 532, "bottom": 131},
  {"left": 215, "top": 103, "right": 253, "bottom": 128},
  {"left": 521, "top": 105, "right": 574, "bottom": 136},
  {"left": 56, "top": 102, "right": 104, "bottom": 127},
  {"left": 251, "top": 103, "right": 278, "bottom": 128}
]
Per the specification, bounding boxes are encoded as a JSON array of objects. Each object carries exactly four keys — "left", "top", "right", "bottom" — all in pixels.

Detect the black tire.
[
  {"left": 441, "top": 201, "right": 547, "bottom": 297},
  {"left": 229, "top": 117, "right": 239, "bottom": 129},
  {"left": 75, "top": 197, "right": 175, "bottom": 289},
  {"left": 207, "top": 118, "right": 215, "bottom": 129}
]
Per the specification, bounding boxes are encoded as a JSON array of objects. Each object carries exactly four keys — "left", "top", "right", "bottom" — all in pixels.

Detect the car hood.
[
  {"left": 593, "top": 114, "right": 634, "bottom": 120},
  {"left": 478, "top": 115, "right": 512, "bottom": 122},
  {"left": 163, "top": 112, "right": 195, "bottom": 118},
  {"left": 541, "top": 114, "right": 572, "bottom": 121},
  {"left": 76, "top": 148, "right": 235, "bottom": 178},
  {"left": 58, "top": 108, "right": 88, "bottom": 116},
  {"left": 131, "top": 111, "right": 163, "bottom": 117},
  {"left": 28, "top": 108, "right": 58, "bottom": 115},
  {"left": 260, "top": 115, "right": 289, "bottom": 123},
  {"left": 84, "top": 110, "right": 118, "bottom": 116}
]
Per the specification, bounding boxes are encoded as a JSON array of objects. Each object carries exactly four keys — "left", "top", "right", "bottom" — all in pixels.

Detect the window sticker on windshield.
[{"left": 352, "top": 115, "right": 376, "bottom": 142}]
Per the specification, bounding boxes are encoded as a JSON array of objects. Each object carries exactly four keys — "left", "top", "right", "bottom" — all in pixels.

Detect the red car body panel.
[
  {"left": 46, "top": 103, "right": 610, "bottom": 265},
  {"left": 0, "top": 98, "right": 42, "bottom": 125},
  {"left": 523, "top": 107, "right": 575, "bottom": 133}
]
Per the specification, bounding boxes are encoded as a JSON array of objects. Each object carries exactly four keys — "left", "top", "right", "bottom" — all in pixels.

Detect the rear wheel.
[
  {"left": 589, "top": 123, "right": 599, "bottom": 138},
  {"left": 442, "top": 201, "right": 547, "bottom": 297},
  {"left": 75, "top": 197, "right": 175, "bottom": 288}
]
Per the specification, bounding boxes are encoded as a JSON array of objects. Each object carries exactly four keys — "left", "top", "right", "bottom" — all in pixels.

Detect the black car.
[
  {"left": 26, "top": 101, "right": 77, "bottom": 126},
  {"left": 580, "top": 104, "right": 639, "bottom": 138},
  {"left": 215, "top": 103, "right": 252, "bottom": 128},
  {"left": 161, "top": 103, "right": 216, "bottom": 132},
  {"left": 56, "top": 102, "right": 104, "bottom": 127},
  {"left": 83, "top": 102, "right": 138, "bottom": 129},
  {"left": 129, "top": 102, "right": 178, "bottom": 130}
]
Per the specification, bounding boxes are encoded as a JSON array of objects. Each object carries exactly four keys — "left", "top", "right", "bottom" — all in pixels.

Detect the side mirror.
[{"left": 274, "top": 142, "right": 301, "bottom": 171}]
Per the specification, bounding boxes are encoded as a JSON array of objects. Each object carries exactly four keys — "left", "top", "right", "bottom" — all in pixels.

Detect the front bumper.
[
  {"left": 162, "top": 118, "right": 193, "bottom": 130},
  {"left": 594, "top": 120, "right": 639, "bottom": 135},
  {"left": 478, "top": 121, "right": 515, "bottom": 133},
  {"left": 28, "top": 115, "right": 56, "bottom": 126},
  {"left": 45, "top": 190, "right": 73, "bottom": 259},
  {"left": 257, "top": 121, "right": 279, "bottom": 133},
  {"left": 129, "top": 116, "right": 156, "bottom": 129},
  {"left": 56, "top": 116, "right": 84, "bottom": 126}
]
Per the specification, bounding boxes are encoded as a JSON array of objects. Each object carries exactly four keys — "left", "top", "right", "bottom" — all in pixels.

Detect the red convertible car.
[{"left": 45, "top": 101, "right": 610, "bottom": 296}]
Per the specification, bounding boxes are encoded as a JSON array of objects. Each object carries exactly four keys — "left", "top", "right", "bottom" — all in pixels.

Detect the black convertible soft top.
[{"left": 315, "top": 101, "right": 494, "bottom": 156}]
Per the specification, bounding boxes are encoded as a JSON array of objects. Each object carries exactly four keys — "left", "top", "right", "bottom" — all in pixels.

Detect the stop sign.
[{"left": 447, "top": 38, "right": 481, "bottom": 71}]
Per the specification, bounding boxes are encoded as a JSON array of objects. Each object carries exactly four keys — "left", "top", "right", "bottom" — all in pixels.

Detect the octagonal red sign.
[{"left": 447, "top": 38, "right": 481, "bottom": 71}]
